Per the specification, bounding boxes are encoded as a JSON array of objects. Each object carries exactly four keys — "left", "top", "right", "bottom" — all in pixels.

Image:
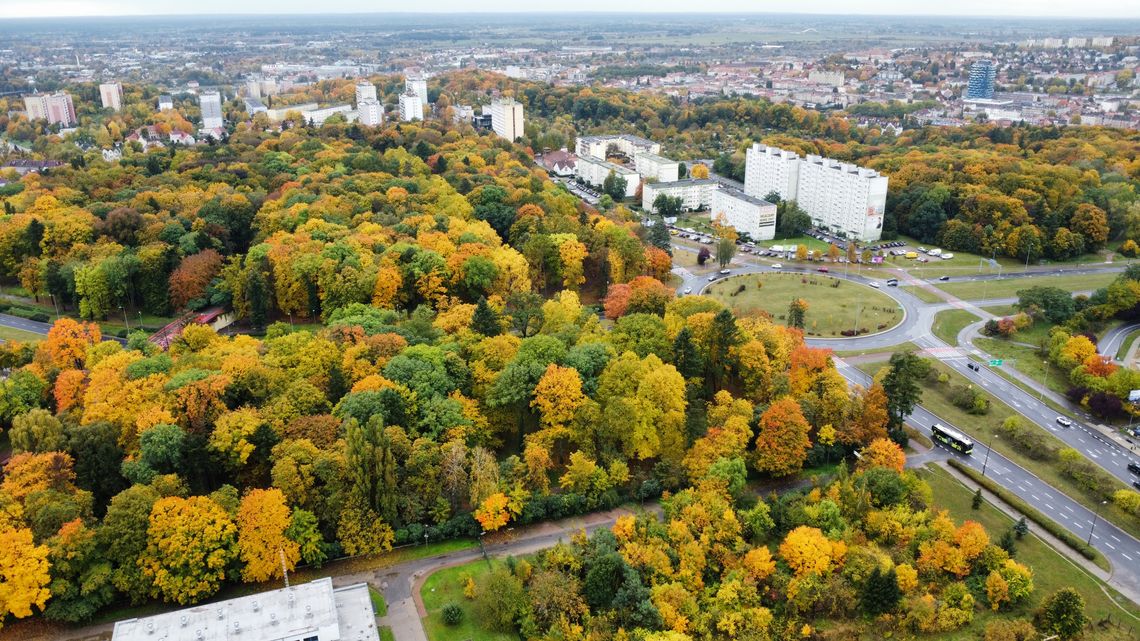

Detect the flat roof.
[
  {"left": 111, "top": 579, "right": 378, "bottom": 641},
  {"left": 647, "top": 179, "right": 717, "bottom": 188},
  {"left": 717, "top": 186, "right": 775, "bottom": 207},
  {"left": 578, "top": 133, "right": 657, "bottom": 146},
  {"left": 633, "top": 151, "right": 677, "bottom": 165}
]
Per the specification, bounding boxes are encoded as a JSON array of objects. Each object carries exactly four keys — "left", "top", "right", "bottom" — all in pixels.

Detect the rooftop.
[
  {"left": 718, "top": 186, "right": 775, "bottom": 207},
  {"left": 111, "top": 579, "right": 378, "bottom": 641}
]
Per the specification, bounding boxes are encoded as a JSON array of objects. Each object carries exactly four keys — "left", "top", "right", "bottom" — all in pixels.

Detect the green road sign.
[{"left": 989, "top": 359, "right": 1003, "bottom": 367}]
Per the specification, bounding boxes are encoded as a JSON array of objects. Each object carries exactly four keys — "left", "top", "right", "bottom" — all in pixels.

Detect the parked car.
[
  {"left": 817, "top": 267, "right": 829, "bottom": 273},
  {"left": 1056, "top": 416, "right": 1073, "bottom": 428},
  {"left": 770, "top": 263, "right": 782, "bottom": 269}
]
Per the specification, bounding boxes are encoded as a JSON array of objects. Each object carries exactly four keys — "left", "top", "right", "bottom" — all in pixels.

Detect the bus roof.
[{"left": 933, "top": 423, "right": 973, "bottom": 445}]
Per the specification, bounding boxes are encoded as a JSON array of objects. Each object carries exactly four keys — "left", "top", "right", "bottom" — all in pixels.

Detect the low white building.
[
  {"left": 399, "top": 91, "right": 424, "bottom": 121},
  {"left": 633, "top": 151, "right": 680, "bottom": 183},
  {"left": 111, "top": 578, "right": 378, "bottom": 641},
  {"left": 712, "top": 187, "right": 777, "bottom": 241},
  {"left": 642, "top": 179, "right": 718, "bottom": 213},
  {"left": 303, "top": 104, "right": 354, "bottom": 126},
  {"left": 577, "top": 155, "right": 639, "bottom": 198}
]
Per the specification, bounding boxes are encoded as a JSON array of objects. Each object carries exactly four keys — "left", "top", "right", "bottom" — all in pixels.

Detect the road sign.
[{"left": 989, "top": 359, "right": 1003, "bottom": 367}]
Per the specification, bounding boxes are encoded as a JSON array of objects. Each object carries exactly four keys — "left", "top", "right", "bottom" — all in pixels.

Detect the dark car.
[
  {"left": 1129, "top": 462, "right": 1140, "bottom": 476},
  {"left": 939, "top": 276, "right": 951, "bottom": 281},
  {"left": 1134, "top": 480, "right": 1140, "bottom": 490}
]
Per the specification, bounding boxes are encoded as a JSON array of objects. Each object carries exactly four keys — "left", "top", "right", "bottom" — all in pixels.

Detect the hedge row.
[
  {"left": 946, "top": 459, "right": 1104, "bottom": 565},
  {"left": 0, "top": 301, "right": 51, "bottom": 323}
]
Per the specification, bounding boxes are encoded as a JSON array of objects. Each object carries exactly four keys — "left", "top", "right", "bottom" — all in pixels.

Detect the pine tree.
[
  {"left": 999, "top": 528, "right": 1017, "bottom": 555},
  {"left": 972, "top": 488, "right": 983, "bottom": 510},
  {"left": 1013, "top": 516, "right": 1029, "bottom": 539},
  {"left": 671, "top": 327, "right": 704, "bottom": 380},
  {"left": 648, "top": 216, "right": 672, "bottom": 255},
  {"left": 471, "top": 297, "right": 502, "bottom": 336},
  {"left": 860, "top": 566, "right": 901, "bottom": 615}
]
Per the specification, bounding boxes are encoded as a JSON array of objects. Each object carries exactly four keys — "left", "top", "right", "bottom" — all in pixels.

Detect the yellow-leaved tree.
[
  {"left": 0, "top": 527, "right": 52, "bottom": 627},
  {"left": 237, "top": 488, "right": 300, "bottom": 583},
  {"left": 141, "top": 496, "right": 238, "bottom": 604}
]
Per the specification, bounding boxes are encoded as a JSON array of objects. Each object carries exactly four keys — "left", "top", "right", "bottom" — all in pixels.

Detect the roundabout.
[{"left": 703, "top": 271, "right": 905, "bottom": 338}]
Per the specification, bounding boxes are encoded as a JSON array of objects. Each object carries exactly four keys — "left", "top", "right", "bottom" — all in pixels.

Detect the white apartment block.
[
  {"left": 490, "top": 97, "right": 524, "bottom": 141},
  {"left": 807, "top": 70, "right": 845, "bottom": 87},
  {"left": 355, "top": 81, "right": 377, "bottom": 106},
  {"left": 111, "top": 578, "right": 378, "bottom": 641},
  {"left": 744, "top": 144, "right": 800, "bottom": 201},
  {"left": 1091, "top": 36, "right": 1115, "bottom": 47},
  {"left": 198, "top": 91, "right": 224, "bottom": 129},
  {"left": 405, "top": 77, "right": 428, "bottom": 105},
  {"left": 743, "top": 143, "right": 887, "bottom": 241},
  {"left": 633, "top": 152, "right": 680, "bottom": 183},
  {"left": 577, "top": 155, "right": 639, "bottom": 198},
  {"left": 575, "top": 134, "right": 659, "bottom": 160},
  {"left": 24, "top": 92, "right": 77, "bottom": 126},
  {"left": 712, "top": 187, "right": 777, "bottom": 241},
  {"left": 641, "top": 179, "right": 718, "bottom": 214},
  {"left": 304, "top": 104, "right": 354, "bottom": 126},
  {"left": 795, "top": 155, "right": 887, "bottom": 241},
  {"left": 357, "top": 100, "right": 384, "bottom": 127},
  {"left": 399, "top": 92, "right": 424, "bottom": 121},
  {"left": 99, "top": 82, "right": 123, "bottom": 111}
]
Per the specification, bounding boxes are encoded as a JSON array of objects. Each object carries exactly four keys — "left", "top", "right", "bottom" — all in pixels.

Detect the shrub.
[
  {"left": 1112, "top": 489, "right": 1140, "bottom": 516},
  {"left": 441, "top": 602, "right": 463, "bottom": 625},
  {"left": 998, "top": 416, "right": 1058, "bottom": 461}
]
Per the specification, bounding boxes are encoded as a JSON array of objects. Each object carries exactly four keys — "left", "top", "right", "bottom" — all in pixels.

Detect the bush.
[
  {"left": 1113, "top": 489, "right": 1140, "bottom": 516},
  {"left": 998, "top": 416, "right": 1059, "bottom": 461},
  {"left": 441, "top": 602, "right": 463, "bottom": 626},
  {"left": 1057, "top": 448, "right": 1118, "bottom": 501},
  {"left": 949, "top": 384, "right": 989, "bottom": 415}
]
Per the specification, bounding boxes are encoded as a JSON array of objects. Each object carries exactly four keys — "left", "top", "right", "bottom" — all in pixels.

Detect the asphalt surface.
[
  {"left": 0, "top": 311, "right": 128, "bottom": 344},
  {"left": 1100, "top": 322, "right": 1140, "bottom": 362},
  {"left": 836, "top": 360, "right": 1140, "bottom": 601}
]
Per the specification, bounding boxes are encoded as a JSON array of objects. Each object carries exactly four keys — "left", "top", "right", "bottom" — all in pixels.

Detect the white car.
[
  {"left": 1056, "top": 416, "right": 1073, "bottom": 428},
  {"left": 869, "top": 282, "right": 881, "bottom": 289},
  {"left": 683, "top": 287, "right": 692, "bottom": 294},
  {"left": 719, "top": 269, "right": 731, "bottom": 275},
  {"left": 770, "top": 263, "right": 782, "bottom": 269}
]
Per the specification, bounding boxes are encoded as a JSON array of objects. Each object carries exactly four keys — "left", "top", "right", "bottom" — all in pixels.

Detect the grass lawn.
[
  {"left": 370, "top": 586, "right": 388, "bottom": 616},
  {"left": 932, "top": 309, "right": 981, "bottom": 346},
  {"left": 919, "top": 464, "right": 1140, "bottom": 634},
  {"left": 856, "top": 359, "right": 1140, "bottom": 543},
  {"left": 982, "top": 304, "right": 1017, "bottom": 317},
  {"left": 421, "top": 559, "right": 515, "bottom": 641},
  {"left": 1116, "top": 327, "right": 1140, "bottom": 361},
  {"left": 901, "top": 285, "right": 946, "bottom": 303},
  {"left": 0, "top": 325, "right": 44, "bottom": 343},
  {"left": 834, "top": 341, "right": 919, "bottom": 358},
  {"left": 380, "top": 627, "right": 396, "bottom": 641},
  {"left": 290, "top": 539, "right": 477, "bottom": 585},
  {"left": 972, "top": 338, "right": 1070, "bottom": 398},
  {"left": 934, "top": 272, "right": 1118, "bottom": 301},
  {"left": 705, "top": 272, "right": 904, "bottom": 338}
]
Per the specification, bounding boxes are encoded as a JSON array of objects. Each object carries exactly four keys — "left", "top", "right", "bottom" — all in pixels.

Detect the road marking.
[
  {"left": 1111, "top": 535, "right": 1121, "bottom": 543},
  {"left": 1124, "top": 553, "right": 1134, "bottom": 561},
  {"left": 1045, "top": 504, "right": 1054, "bottom": 511},
  {"left": 1064, "top": 505, "right": 1074, "bottom": 513},
  {"left": 1031, "top": 494, "right": 1040, "bottom": 501},
  {"left": 1106, "top": 543, "right": 1116, "bottom": 550}
]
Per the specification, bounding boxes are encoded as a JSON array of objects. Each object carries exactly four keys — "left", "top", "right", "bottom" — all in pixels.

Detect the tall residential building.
[
  {"left": 489, "top": 97, "right": 524, "bottom": 141},
  {"left": 99, "top": 82, "right": 123, "bottom": 111},
  {"left": 399, "top": 91, "right": 424, "bottom": 121},
  {"left": 742, "top": 143, "right": 886, "bottom": 241},
  {"left": 355, "top": 80, "right": 377, "bottom": 106},
  {"left": 744, "top": 144, "right": 800, "bottom": 201},
  {"left": 24, "top": 92, "right": 77, "bottom": 126},
  {"left": 198, "top": 91, "right": 224, "bottom": 129},
  {"left": 405, "top": 77, "right": 428, "bottom": 105},
  {"left": 357, "top": 100, "right": 384, "bottom": 127},
  {"left": 711, "top": 187, "right": 777, "bottom": 241},
  {"left": 966, "top": 60, "right": 996, "bottom": 100}
]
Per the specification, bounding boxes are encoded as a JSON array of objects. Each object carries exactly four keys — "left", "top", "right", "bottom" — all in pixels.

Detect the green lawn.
[
  {"left": 982, "top": 304, "right": 1017, "bottom": 317},
  {"left": 705, "top": 273, "right": 904, "bottom": 337},
  {"left": 290, "top": 539, "right": 477, "bottom": 585},
  {"left": 380, "top": 627, "right": 395, "bottom": 641},
  {"left": 972, "top": 338, "right": 1070, "bottom": 398},
  {"left": 919, "top": 464, "right": 1140, "bottom": 635},
  {"left": 834, "top": 341, "right": 919, "bottom": 358},
  {"left": 370, "top": 586, "right": 388, "bottom": 616},
  {"left": 856, "top": 359, "right": 1140, "bottom": 542},
  {"left": 421, "top": 559, "right": 515, "bottom": 641},
  {"left": 932, "top": 309, "right": 981, "bottom": 346},
  {"left": 901, "top": 285, "right": 946, "bottom": 303},
  {"left": 934, "top": 272, "right": 1118, "bottom": 301},
  {"left": 0, "top": 325, "right": 44, "bottom": 343}
]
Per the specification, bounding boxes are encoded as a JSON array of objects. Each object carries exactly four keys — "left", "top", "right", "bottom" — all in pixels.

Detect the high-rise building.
[
  {"left": 742, "top": 143, "right": 886, "bottom": 241},
  {"left": 99, "top": 82, "right": 123, "bottom": 111},
  {"left": 405, "top": 77, "right": 428, "bottom": 105},
  {"left": 24, "top": 92, "right": 77, "bottom": 126},
  {"left": 399, "top": 91, "right": 423, "bottom": 121},
  {"left": 199, "top": 91, "right": 224, "bottom": 129},
  {"left": 355, "top": 80, "right": 377, "bottom": 106},
  {"left": 489, "top": 97, "right": 524, "bottom": 141},
  {"left": 966, "top": 59, "right": 996, "bottom": 99},
  {"left": 357, "top": 100, "right": 384, "bottom": 127}
]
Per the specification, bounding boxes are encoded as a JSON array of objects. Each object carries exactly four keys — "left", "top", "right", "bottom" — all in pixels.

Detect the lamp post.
[
  {"left": 120, "top": 305, "right": 129, "bottom": 331},
  {"left": 49, "top": 293, "right": 59, "bottom": 320},
  {"left": 981, "top": 434, "right": 995, "bottom": 477},
  {"left": 1087, "top": 500, "right": 1108, "bottom": 546},
  {"left": 1039, "top": 360, "right": 1049, "bottom": 401},
  {"left": 478, "top": 530, "right": 489, "bottom": 566}
]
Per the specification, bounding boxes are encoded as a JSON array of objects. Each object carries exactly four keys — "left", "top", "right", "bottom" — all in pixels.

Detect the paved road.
[
  {"left": 1101, "top": 322, "right": 1140, "bottom": 362},
  {"left": 0, "top": 311, "right": 128, "bottom": 344},
  {"left": 836, "top": 359, "right": 1140, "bottom": 603}
]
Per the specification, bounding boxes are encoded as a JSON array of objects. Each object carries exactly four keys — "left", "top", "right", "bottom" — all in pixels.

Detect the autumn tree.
[
  {"left": 38, "top": 318, "right": 101, "bottom": 370},
  {"left": 168, "top": 249, "right": 224, "bottom": 310},
  {"left": 0, "top": 527, "right": 52, "bottom": 627},
  {"left": 857, "top": 438, "right": 906, "bottom": 473},
  {"left": 474, "top": 492, "right": 513, "bottom": 532},
  {"left": 753, "top": 397, "right": 812, "bottom": 477},
  {"left": 237, "top": 488, "right": 300, "bottom": 583},
  {"left": 779, "top": 525, "right": 846, "bottom": 577},
  {"left": 141, "top": 495, "right": 238, "bottom": 604},
  {"left": 787, "top": 298, "right": 808, "bottom": 329}
]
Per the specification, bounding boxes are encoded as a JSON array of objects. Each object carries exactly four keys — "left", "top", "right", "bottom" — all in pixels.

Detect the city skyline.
[{"left": 7, "top": 1, "right": 1140, "bottom": 18}]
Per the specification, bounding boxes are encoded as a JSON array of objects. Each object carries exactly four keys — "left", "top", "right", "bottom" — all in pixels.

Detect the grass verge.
[
  {"left": 932, "top": 308, "right": 981, "bottom": 346},
  {"left": 0, "top": 325, "right": 44, "bottom": 343},
  {"left": 973, "top": 337, "right": 1071, "bottom": 398},
  {"left": 935, "top": 272, "right": 1118, "bottom": 300},
  {"left": 922, "top": 464, "right": 1140, "bottom": 632},
  {"left": 901, "top": 285, "right": 946, "bottom": 303},
  {"left": 856, "top": 359, "right": 1140, "bottom": 542},
  {"left": 944, "top": 460, "right": 1104, "bottom": 566},
  {"left": 380, "top": 627, "right": 396, "bottom": 641},
  {"left": 421, "top": 559, "right": 514, "bottom": 641},
  {"left": 370, "top": 585, "right": 388, "bottom": 616},
  {"left": 833, "top": 341, "right": 919, "bottom": 358},
  {"left": 1116, "top": 327, "right": 1140, "bottom": 362}
]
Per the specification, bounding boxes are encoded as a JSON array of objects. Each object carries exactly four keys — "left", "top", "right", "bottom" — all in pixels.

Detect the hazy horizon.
[{"left": 6, "top": 2, "right": 1140, "bottom": 19}]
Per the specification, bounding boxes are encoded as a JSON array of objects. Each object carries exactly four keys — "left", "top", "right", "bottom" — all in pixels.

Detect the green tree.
[
  {"left": 44, "top": 520, "right": 115, "bottom": 622},
  {"left": 671, "top": 327, "right": 704, "bottom": 380},
  {"left": 344, "top": 416, "right": 399, "bottom": 526},
  {"left": 653, "top": 193, "right": 683, "bottom": 219},
  {"left": 100, "top": 485, "right": 160, "bottom": 603},
  {"left": 716, "top": 237, "right": 736, "bottom": 268},
  {"left": 788, "top": 298, "right": 808, "bottom": 330},
  {"left": 473, "top": 565, "right": 527, "bottom": 632},
  {"left": 602, "top": 170, "right": 629, "bottom": 201},
  {"left": 860, "top": 566, "right": 901, "bottom": 615},
  {"left": 1015, "top": 286, "right": 1075, "bottom": 324},
  {"left": 1035, "top": 587, "right": 1089, "bottom": 640},
  {"left": 648, "top": 217, "right": 672, "bottom": 254},
  {"left": 471, "top": 297, "right": 502, "bottom": 336},
  {"left": 882, "top": 351, "right": 928, "bottom": 443}
]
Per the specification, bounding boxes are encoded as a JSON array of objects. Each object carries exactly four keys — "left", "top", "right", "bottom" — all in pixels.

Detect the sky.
[{"left": 5, "top": 1, "right": 1140, "bottom": 19}]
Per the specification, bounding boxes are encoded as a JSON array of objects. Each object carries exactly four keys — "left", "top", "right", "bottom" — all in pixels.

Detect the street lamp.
[
  {"left": 981, "top": 434, "right": 995, "bottom": 477},
  {"left": 1087, "top": 500, "right": 1108, "bottom": 546},
  {"left": 120, "top": 305, "right": 129, "bottom": 331},
  {"left": 478, "top": 530, "right": 489, "bottom": 566},
  {"left": 1039, "top": 360, "right": 1049, "bottom": 401},
  {"left": 49, "top": 293, "right": 59, "bottom": 320}
]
